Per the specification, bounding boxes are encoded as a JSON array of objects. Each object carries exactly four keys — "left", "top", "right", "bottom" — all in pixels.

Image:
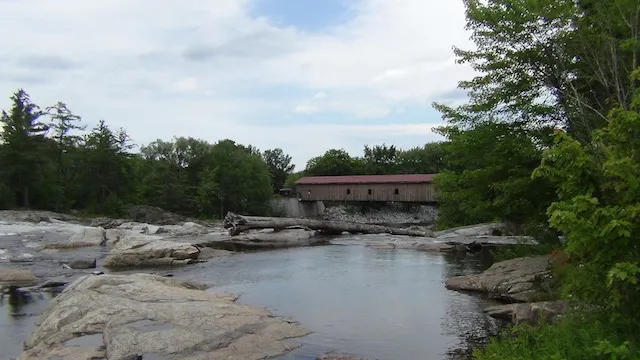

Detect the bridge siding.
[{"left": 297, "top": 182, "right": 435, "bottom": 202}]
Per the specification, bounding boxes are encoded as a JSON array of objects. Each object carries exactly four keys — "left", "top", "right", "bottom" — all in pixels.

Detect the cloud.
[
  {"left": 17, "top": 55, "right": 79, "bottom": 71},
  {"left": 0, "top": 0, "right": 474, "bottom": 168}
]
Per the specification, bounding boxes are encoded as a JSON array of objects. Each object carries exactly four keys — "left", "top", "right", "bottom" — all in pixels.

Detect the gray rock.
[
  {"left": 0, "top": 210, "right": 79, "bottom": 223},
  {"left": 484, "top": 300, "right": 568, "bottom": 324},
  {"left": 145, "top": 224, "right": 161, "bottom": 235},
  {"left": 18, "top": 273, "right": 309, "bottom": 360},
  {"left": 197, "top": 229, "right": 326, "bottom": 250},
  {"left": 103, "top": 234, "right": 201, "bottom": 268},
  {"left": 196, "top": 247, "right": 234, "bottom": 260},
  {"left": 68, "top": 258, "right": 97, "bottom": 269},
  {"left": 435, "top": 223, "right": 507, "bottom": 238},
  {"left": 0, "top": 267, "right": 38, "bottom": 288},
  {"left": 69, "top": 227, "right": 106, "bottom": 246},
  {"left": 88, "top": 217, "right": 126, "bottom": 229},
  {"left": 365, "top": 238, "right": 457, "bottom": 252},
  {"left": 105, "top": 228, "right": 125, "bottom": 246},
  {"left": 445, "top": 256, "right": 552, "bottom": 303}
]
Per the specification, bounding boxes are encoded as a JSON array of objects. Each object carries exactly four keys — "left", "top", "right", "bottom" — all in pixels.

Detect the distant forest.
[{"left": 0, "top": 89, "right": 445, "bottom": 219}]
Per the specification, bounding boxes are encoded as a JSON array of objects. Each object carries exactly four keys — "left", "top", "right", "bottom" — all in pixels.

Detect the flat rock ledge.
[
  {"left": 445, "top": 255, "right": 552, "bottom": 303},
  {"left": 0, "top": 267, "right": 38, "bottom": 289},
  {"left": 197, "top": 228, "right": 327, "bottom": 251},
  {"left": 103, "top": 233, "right": 202, "bottom": 268},
  {"left": 484, "top": 300, "right": 568, "bottom": 325},
  {"left": 19, "top": 273, "right": 310, "bottom": 360}
]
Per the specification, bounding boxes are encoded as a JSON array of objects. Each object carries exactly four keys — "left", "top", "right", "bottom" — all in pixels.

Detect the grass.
[{"left": 473, "top": 311, "right": 639, "bottom": 360}]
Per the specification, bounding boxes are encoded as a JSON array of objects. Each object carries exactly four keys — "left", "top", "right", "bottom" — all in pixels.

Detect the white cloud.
[
  {"left": 174, "top": 78, "right": 200, "bottom": 93},
  {"left": 0, "top": 0, "right": 473, "bottom": 168}
]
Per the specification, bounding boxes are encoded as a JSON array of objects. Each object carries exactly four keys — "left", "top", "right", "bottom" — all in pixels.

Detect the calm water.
[{"left": 0, "top": 236, "right": 500, "bottom": 360}]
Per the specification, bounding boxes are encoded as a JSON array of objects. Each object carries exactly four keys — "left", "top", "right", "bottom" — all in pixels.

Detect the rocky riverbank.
[
  {"left": 0, "top": 207, "right": 537, "bottom": 273},
  {"left": 1, "top": 207, "right": 542, "bottom": 360},
  {"left": 18, "top": 273, "right": 310, "bottom": 360},
  {"left": 445, "top": 255, "right": 567, "bottom": 325}
]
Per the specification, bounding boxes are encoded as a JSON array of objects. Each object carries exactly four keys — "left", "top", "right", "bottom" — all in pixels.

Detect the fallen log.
[{"left": 223, "top": 212, "right": 434, "bottom": 237}]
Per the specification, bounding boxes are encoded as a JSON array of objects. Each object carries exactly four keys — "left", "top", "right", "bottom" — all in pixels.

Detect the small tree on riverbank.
[{"left": 533, "top": 69, "right": 640, "bottom": 338}]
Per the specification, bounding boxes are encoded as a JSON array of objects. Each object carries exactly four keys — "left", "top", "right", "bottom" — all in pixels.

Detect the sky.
[{"left": 0, "top": 0, "right": 475, "bottom": 169}]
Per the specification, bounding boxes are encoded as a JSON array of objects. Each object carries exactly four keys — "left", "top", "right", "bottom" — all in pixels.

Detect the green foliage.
[
  {"left": 262, "top": 148, "right": 295, "bottom": 193},
  {"left": 304, "top": 149, "right": 365, "bottom": 176},
  {"left": 0, "top": 89, "right": 49, "bottom": 208},
  {"left": 439, "top": 0, "right": 640, "bottom": 357},
  {"left": 0, "top": 89, "right": 281, "bottom": 218},
  {"left": 302, "top": 143, "right": 447, "bottom": 178},
  {"left": 207, "top": 139, "right": 273, "bottom": 217},
  {"left": 434, "top": 0, "right": 639, "bottom": 142},
  {"left": 397, "top": 142, "right": 446, "bottom": 174},
  {"left": 362, "top": 144, "right": 400, "bottom": 174},
  {"left": 474, "top": 312, "right": 640, "bottom": 360},
  {"left": 533, "top": 83, "right": 640, "bottom": 333},
  {"left": 433, "top": 123, "right": 555, "bottom": 230},
  {"left": 283, "top": 171, "right": 304, "bottom": 189}
]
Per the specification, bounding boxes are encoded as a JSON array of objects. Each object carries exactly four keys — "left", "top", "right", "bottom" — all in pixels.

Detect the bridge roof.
[{"left": 296, "top": 174, "right": 434, "bottom": 185}]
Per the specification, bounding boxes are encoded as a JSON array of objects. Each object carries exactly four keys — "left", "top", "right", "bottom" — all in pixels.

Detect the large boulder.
[
  {"left": 18, "top": 273, "right": 310, "bottom": 360},
  {"left": 445, "top": 255, "right": 552, "bottom": 303},
  {"left": 69, "top": 227, "right": 106, "bottom": 246},
  {"left": 0, "top": 267, "right": 38, "bottom": 289},
  {"left": 103, "top": 234, "right": 201, "bottom": 268}
]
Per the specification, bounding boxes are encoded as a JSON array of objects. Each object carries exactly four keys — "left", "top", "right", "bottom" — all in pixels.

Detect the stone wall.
[
  {"left": 321, "top": 203, "right": 438, "bottom": 225},
  {"left": 269, "top": 199, "right": 439, "bottom": 225},
  {"left": 270, "top": 198, "right": 326, "bottom": 218}
]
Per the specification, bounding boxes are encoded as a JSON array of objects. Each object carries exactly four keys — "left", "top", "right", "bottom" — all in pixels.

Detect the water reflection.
[
  {"left": 2, "top": 290, "right": 40, "bottom": 316},
  {"left": 0, "top": 288, "right": 59, "bottom": 359}
]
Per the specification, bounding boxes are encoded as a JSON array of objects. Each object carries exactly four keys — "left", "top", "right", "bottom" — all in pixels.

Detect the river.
[{"left": 1, "top": 233, "right": 501, "bottom": 360}]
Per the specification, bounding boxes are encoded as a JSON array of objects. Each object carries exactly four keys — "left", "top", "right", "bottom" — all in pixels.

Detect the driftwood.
[{"left": 223, "top": 212, "right": 434, "bottom": 237}]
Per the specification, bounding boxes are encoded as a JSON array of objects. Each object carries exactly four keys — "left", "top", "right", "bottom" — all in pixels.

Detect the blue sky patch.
[{"left": 249, "top": 0, "right": 356, "bottom": 32}]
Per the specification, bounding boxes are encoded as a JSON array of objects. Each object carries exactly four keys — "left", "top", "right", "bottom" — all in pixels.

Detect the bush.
[{"left": 474, "top": 312, "right": 639, "bottom": 360}]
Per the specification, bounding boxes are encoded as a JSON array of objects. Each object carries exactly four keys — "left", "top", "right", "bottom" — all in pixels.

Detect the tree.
[
  {"left": 434, "top": 0, "right": 640, "bottom": 142},
  {"left": 76, "top": 120, "right": 134, "bottom": 215},
  {"left": 397, "top": 142, "right": 446, "bottom": 174},
  {"left": 262, "top": 148, "right": 295, "bottom": 193},
  {"left": 207, "top": 140, "right": 272, "bottom": 218},
  {"left": 434, "top": 123, "right": 555, "bottom": 230},
  {"left": 362, "top": 144, "right": 399, "bottom": 175},
  {"left": 0, "top": 89, "right": 48, "bottom": 208},
  {"left": 283, "top": 171, "right": 304, "bottom": 189},
  {"left": 45, "top": 102, "right": 85, "bottom": 211},
  {"left": 305, "top": 149, "right": 364, "bottom": 176},
  {"left": 532, "top": 68, "right": 640, "bottom": 339},
  {"left": 430, "top": 0, "right": 640, "bottom": 229}
]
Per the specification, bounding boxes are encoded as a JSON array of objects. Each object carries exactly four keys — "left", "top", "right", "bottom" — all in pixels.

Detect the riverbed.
[{"left": 1, "top": 233, "right": 501, "bottom": 360}]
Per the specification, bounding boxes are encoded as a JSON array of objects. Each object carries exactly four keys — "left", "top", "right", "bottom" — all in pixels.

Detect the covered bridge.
[{"left": 295, "top": 174, "right": 436, "bottom": 203}]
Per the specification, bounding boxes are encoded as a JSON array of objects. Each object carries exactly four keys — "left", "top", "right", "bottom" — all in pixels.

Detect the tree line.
[
  {"left": 433, "top": 0, "right": 639, "bottom": 358},
  {"left": 283, "top": 143, "right": 446, "bottom": 188},
  {"left": 0, "top": 90, "right": 288, "bottom": 218},
  {"left": 0, "top": 91, "right": 447, "bottom": 218}
]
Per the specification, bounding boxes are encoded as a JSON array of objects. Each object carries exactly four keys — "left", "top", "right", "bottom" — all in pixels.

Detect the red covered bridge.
[{"left": 295, "top": 174, "right": 436, "bottom": 203}]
